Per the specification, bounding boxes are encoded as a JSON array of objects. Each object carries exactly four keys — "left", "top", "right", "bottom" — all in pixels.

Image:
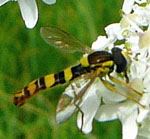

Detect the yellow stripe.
[
  {"left": 44, "top": 74, "right": 55, "bottom": 88},
  {"left": 102, "top": 61, "right": 114, "bottom": 67},
  {"left": 27, "top": 82, "right": 37, "bottom": 95},
  {"left": 96, "top": 67, "right": 110, "bottom": 75},
  {"left": 64, "top": 68, "right": 73, "bottom": 81},
  {"left": 14, "top": 90, "right": 24, "bottom": 97},
  {"left": 80, "top": 57, "right": 89, "bottom": 67}
]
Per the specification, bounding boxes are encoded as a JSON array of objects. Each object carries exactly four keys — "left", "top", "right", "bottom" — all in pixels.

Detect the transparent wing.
[
  {"left": 40, "top": 27, "right": 91, "bottom": 53},
  {"left": 56, "top": 72, "right": 97, "bottom": 124}
]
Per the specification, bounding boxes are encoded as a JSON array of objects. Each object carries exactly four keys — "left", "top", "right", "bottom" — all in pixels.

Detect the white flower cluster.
[
  {"left": 92, "top": 0, "right": 150, "bottom": 139},
  {"left": 0, "top": 0, "right": 56, "bottom": 28}
]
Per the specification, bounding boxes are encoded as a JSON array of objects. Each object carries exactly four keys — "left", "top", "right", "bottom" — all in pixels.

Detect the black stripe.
[
  {"left": 71, "top": 64, "right": 91, "bottom": 80},
  {"left": 34, "top": 80, "right": 39, "bottom": 91},
  {"left": 24, "top": 87, "right": 31, "bottom": 97},
  {"left": 39, "top": 77, "right": 46, "bottom": 89},
  {"left": 52, "top": 64, "right": 92, "bottom": 86},
  {"left": 54, "top": 71, "right": 65, "bottom": 84}
]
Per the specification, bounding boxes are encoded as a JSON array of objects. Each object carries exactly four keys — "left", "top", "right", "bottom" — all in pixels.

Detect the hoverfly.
[{"left": 13, "top": 27, "right": 142, "bottom": 133}]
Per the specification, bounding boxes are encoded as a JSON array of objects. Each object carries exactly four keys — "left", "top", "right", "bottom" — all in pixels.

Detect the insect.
[{"left": 13, "top": 27, "right": 142, "bottom": 132}]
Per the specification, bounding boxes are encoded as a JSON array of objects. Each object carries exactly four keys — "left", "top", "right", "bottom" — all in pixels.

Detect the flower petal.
[
  {"left": 18, "top": 0, "right": 38, "bottom": 29},
  {"left": 77, "top": 79, "right": 101, "bottom": 134},
  {"left": 122, "top": 0, "right": 135, "bottom": 14},
  {"left": 56, "top": 103, "right": 76, "bottom": 124},
  {"left": 95, "top": 104, "right": 118, "bottom": 121},
  {"left": 105, "top": 23, "right": 122, "bottom": 40},
  {"left": 56, "top": 77, "right": 91, "bottom": 124},
  {"left": 137, "top": 93, "right": 150, "bottom": 123},
  {"left": 95, "top": 77, "right": 126, "bottom": 103},
  {"left": 42, "top": 0, "right": 56, "bottom": 5},
  {"left": 139, "top": 31, "right": 150, "bottom": 49},
  {"left": 77, "top": 93, "right": 100, "bottom": 134},
  {"left": 144, "top": 68, "right": 150, "bottom": 92},
  {"left": 130, "top": 60, "right": 147, "bottom": 80},
  {"left": 138, "top": 115, "right": 150, "bottom": 139},
  {"left": 92, "top": 36, "right": 108, "bottom": 51},
  {"left": 120, "top": 110, "right": 138, "bottom": 139},
  {"left": 0, "top": 0, "right": 9, "bottom": 6},
  {"left": 135, "top": 0, "right": 147, "bottom": 5}
]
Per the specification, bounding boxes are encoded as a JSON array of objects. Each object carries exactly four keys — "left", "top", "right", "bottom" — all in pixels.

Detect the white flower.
[
  {"left": 138, "top": 112, "right": 150, "bottom": 139},
  {"left": 92, "top": 35, "right": 114, "bottom": 51},
  {"left": 56, "top": 76, "right": 127, "bottom": 134},
  {"left": 95, "top": 77, "right": 150, "bottom": 139},
  {"left": 92, "top": 23, "right": 122, "bottom": 51},
  {"left": 42, "top": 0, "right": 56, "bottom": 5},
  {"left": 122, "top": 0, "right": 135, "bottom": 14},
  {"left": 122, "top": 0, "right": 147, "bottom": 14},
  {"left": 76, "top": 78, "right": 128, "bottom": 134},
  {"left": 76, "top": 78, "right": 101, "bottom": 134},
  {"left": 95, "top": 101, "right": 139, "bottom": 139},
  {"left": 91, "top": 1, "right": 150, "bottom": 138},
  {"left": 56, "top": 77, "right": 102, "bottom": 134},
  {"left": 0, "top": 0, "right": 56, "bottom": 29},
  {"left": 93, "top": 0, "right": 150, "bottom": 138}
]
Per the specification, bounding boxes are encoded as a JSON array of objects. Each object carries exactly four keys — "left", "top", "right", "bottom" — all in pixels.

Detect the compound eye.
[{"left": 111, "top": 47, "right": 127, "bottom": 73}]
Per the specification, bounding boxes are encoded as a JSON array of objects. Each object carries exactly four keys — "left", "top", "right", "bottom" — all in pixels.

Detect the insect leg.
[
  {"left": 108, "top": 74, "right": 142, "bottom": 96},
  {"left": 123, "top": 70, "right": 129, "bottom": 83},
  {"left": 101, "top": 78, "right": 145, "bottom": 108}
]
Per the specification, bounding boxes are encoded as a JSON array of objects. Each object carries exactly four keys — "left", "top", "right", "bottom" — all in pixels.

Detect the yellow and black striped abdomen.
[
  {"left": 13, "top": 64, "right": 92, "bottom": 106},
  {"left": 13, "top": 50, "right": 115, "bottom": 106}
]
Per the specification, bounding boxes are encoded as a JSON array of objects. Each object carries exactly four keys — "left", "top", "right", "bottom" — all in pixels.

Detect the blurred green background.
[{"left": 0, "top": 0, "right": 123, "bottom": 139}]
